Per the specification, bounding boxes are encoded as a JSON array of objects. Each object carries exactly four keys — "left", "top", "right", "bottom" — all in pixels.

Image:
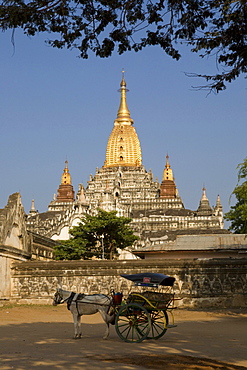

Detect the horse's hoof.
[{"left": 73, "top": 336, "right": 81, "bottom": 340}]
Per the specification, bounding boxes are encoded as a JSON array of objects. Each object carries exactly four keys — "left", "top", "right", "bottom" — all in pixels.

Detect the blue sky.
[{"left": 1, "top": 30, "right": 246, "bottom": 227}]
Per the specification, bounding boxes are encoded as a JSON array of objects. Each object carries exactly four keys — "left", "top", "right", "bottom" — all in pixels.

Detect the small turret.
[
  {"left": 196, "top": 187, "right": 212, "bottom": 216},
  {"left": 61, "top": 160, "right": 72, "bottom": 185},
  {"left": 77, "top": 184, "right": 87, "bottom": 204},
  {"left": 56, "top": 160, "right": 75, "bottom": 202},
  {"left": 159, "top": 155, "right": 177, "bottom": 198},
  {"left": 29, "top": 199, "right": 38, "bottom": 215},
  {"left": 215, "top": 194, "right": 222, "bottom": 210},
  {"left": 214, "top": 194, "right": 223, "bottom": 217}
]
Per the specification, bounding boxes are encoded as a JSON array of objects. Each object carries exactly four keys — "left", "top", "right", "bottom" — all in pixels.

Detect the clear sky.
[{"left": 1, "top": 30, "right": 246, "bottom": 228}]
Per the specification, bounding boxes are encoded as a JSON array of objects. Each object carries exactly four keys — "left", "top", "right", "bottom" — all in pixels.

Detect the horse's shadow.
[{"left": 0, "top": 320, "right": 120, "bottom": 369}]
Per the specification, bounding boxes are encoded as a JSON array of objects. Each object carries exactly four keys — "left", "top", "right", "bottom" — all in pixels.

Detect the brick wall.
[{"left": 9, "top": 258, "right": 247, "bottom": 308}]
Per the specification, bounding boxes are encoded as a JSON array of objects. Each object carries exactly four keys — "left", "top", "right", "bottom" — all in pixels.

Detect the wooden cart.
[{"left": 113, "top": 272, "right": 177, "bottom": 343}]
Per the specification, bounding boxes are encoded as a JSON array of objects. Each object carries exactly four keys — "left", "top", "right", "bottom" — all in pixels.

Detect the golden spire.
[
  {"left": 61, "top": 160, "right": 72, "bottom": 185},
  {"left": 104, "top": 73, "right": 142, "bottom": 168},
  {"left": 114, "top": 70, "right": 133, "bottom": 126},
  {"left": 162, "top": 155, "right": 174, "bottom": 181}
]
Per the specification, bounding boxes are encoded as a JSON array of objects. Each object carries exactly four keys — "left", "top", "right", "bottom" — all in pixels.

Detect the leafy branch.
[{"left": 1, "top": 0, "right": 247, "bottom": 91}]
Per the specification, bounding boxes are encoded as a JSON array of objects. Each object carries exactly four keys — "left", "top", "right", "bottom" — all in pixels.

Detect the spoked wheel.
[
  {"left": 147, "top": 309, "right": 168, "bottom": 339},
  {"left": 115, "top": 303, "right": 151, "bottom": 343}
]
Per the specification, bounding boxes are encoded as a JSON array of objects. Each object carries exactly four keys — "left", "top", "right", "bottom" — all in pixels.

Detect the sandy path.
[{"left": 0, "top": 305, "right": 246, "bottom": 370}]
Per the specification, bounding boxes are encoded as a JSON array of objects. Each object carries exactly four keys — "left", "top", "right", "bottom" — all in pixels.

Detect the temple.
[{"left": 26, "top": 73, "right": 225, "bottom": 254}]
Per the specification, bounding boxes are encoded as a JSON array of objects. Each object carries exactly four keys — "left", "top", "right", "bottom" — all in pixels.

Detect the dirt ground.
[{"left": 0, "top": 304, "right": 246, "bottom": 370}]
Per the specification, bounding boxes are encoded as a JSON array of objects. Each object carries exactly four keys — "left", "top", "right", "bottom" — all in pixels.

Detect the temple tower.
[
  {"left": 56, "top": 160, "right": 75, "bottom": 202},
  {"left": 104, "top": 72, "right": 142, "bottom": 168},
  {"left": 160, "top": 155, "right": 177, "bottom": 198},
  {"left": 48, "top": 160, "right": 75, "bottom": 211},
  {"left": 85, "top": 73, "right": 159, "bottom": 214},
  {"left": 196, "top": 187, "right": 213, "bottom": 216}
]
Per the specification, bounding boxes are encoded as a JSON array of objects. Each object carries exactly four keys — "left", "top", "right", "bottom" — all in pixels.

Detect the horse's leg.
[
  {"left": 77, "top": 314, "right": 82, "bottom": 338},
  {"left": 71, "top": 306, "right": 81, "bottom": 339},
  {"left": 101, "top": 311, "right": 110, "bottom": 340},
  {"left": 99, "top": 309, "right": 115, "bottom": 339}
]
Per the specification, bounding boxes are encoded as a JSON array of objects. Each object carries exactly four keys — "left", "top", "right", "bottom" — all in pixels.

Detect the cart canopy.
[{"left": 120, "top": 272, "right": 175, "bottom": 287}]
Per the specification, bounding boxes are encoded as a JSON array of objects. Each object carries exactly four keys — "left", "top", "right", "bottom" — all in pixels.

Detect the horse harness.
[
  {"left": 56, "top": 290, "right": 112, "bottom": 316},
  {"left": 66, "top": 292, "right": 85, "bottom": 313}
]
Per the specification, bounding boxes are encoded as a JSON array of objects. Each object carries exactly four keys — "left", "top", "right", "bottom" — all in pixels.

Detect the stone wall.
[
  {"left": 0, "top": 193, "right": 31, "bottom": 255},
  {"left": 0, "top": 193, "right": 59, "bottom": 300},
  {"left": 9, "top": 258, "right": 247, "bottom": 308},
  {"left": 0, "top": 255, "right": 12, "bottom": 298}
]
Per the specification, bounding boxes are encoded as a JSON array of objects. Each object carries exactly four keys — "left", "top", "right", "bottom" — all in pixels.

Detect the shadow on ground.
[{"left": 0, "top": 315, "right": 247, "bottom": 370}]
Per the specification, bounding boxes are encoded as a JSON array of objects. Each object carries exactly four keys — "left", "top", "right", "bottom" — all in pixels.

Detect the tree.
[
  {"left": 54, "top": 209, "right": 139, "bottom": 260},
  {"left": 1, "top": 0, "right": 246, "bottom": 92},
  {"left": 224, "top": 157, "right": 247, "bottom": 234},
  {"left": 53, "top": 238, "right": 87, "bottom": 260}
]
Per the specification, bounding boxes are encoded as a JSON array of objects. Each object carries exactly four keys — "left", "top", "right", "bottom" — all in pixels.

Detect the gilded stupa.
[
  {"left": 56, "top": 160, "right": 75, "bottom": 202},
  {"left": 160, "top": 155, "right": 177, "bottom": 198},
  {"left": 104, "top": 72, "right": 142, "bottom": 167},
  {"left": 85, "top": 73, "right": 160, "bottom": 213}
]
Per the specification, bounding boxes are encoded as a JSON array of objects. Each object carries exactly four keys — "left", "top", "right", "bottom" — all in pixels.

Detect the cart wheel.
[
  {"left": 115, "top": 303, "right": 151, "bottom": 343},
  {"left": 147, "top": 309, "right": 168, "bottom": 339}
]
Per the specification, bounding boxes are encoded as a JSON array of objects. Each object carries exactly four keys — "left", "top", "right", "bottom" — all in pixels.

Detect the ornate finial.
[
  {"left": 215, "top": 194, "right": 222, "bottom": 211},
  {"left": 201, "top": 186, "right": 208, "bottom": 200},
  {"left": 216, "top": 194, "right": 221, "bottom": 205},
  {"left": 115, "top": 71, "right": 133, "bottom": 125},
  {"left": 64, "top": 160, "right": 69, "bottom": 172},
  {"left": 121, "top": 69, "right": 126, "bottom": 87},
  {"left": 166, "top": 154, "right": 170, "bottom": 168},
  {"left": 29, "top": 199, "right": 38, "bottom": 215},
  {"left": 162, "top": 154, "right": 174, "bottom": 181},
  {"left": 61, "top": 160, "right": 71, "bottom": 184}
]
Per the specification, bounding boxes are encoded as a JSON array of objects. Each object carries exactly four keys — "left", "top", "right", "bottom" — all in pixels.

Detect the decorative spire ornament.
[
  {"left": 160, "top": 155, "right": 177, "bottom": 198},
  {"left": 56, "top": 160, "right": 75, "bottom": 202},
  {"left": 115, "top": 70, "right": 133, "bottom": 125},
  {"left": 61, "top": 160, "right": 72, "bottom": 185},
  {"left": 104, "top": 72, "right": 142, "bottom": 167}
]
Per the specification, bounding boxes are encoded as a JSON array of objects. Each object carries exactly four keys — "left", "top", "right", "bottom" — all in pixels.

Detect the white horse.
[{"left": 53, "top": 288, "right": 115, "bottom": 339}]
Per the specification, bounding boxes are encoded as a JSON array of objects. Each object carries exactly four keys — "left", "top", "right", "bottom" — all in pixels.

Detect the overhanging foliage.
[
  {"left": 1, "top": 0, "right": 247, "bottom": 92},
  {"left": 224, "top": 157, "right": 247, "bottom": 234}
]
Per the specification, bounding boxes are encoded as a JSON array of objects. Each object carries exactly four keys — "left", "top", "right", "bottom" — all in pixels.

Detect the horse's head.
[{"left": 52, "top": 288, "right": 64, "bottom": 306}]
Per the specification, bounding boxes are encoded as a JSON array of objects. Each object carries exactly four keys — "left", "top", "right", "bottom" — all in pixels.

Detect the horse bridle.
[
  {"left": 54, "top": 290, "right": 77, "bottom": 308},
  {"left": 54, "top": 290, "right": 65, "bottom": 304}
]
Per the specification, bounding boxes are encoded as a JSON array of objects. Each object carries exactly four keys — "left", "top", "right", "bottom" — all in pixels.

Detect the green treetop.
[
  {"left": 54, "top": 209, "right": 139, "bottom": 260},
  {"left": 224, "top": 157, "right": 247, "bottom": 234}
]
